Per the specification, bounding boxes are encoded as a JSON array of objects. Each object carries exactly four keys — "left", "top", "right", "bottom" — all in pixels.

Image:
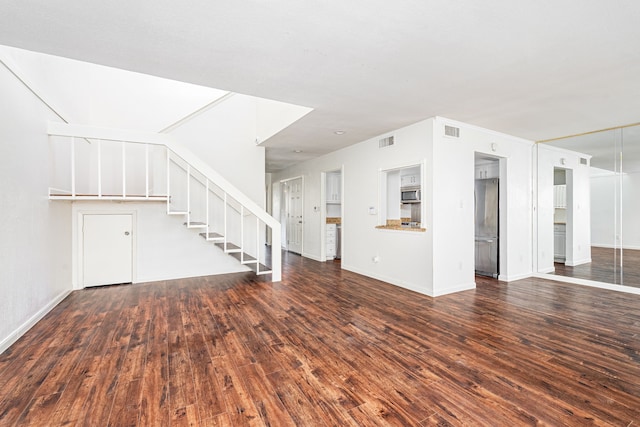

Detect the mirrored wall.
[{"left": 537, "top": 123, "right": 640, "bottom": 289}]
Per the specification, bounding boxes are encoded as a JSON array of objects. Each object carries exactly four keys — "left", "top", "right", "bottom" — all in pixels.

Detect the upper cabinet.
[
  {"left": 400, "top": 166, "right": 421, "bottom": 188},
  {"left": 475, "top": 161, "right": 499, "bottom": 180},
  {"left": 326, "top": 172, "right": 341, "bottom": 204},
  {"left": 401, "top": 173, "right": 419, "bottom": 187},
  {"left": 554, "top": 184, "right": 567, "bottom": 209}
]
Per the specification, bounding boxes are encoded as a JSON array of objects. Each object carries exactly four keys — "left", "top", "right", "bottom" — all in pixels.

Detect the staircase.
[{"left": 47, "top": 122, "right": 281, "bottom": 281}]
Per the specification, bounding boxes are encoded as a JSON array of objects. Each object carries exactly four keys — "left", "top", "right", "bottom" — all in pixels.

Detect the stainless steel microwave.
[{"left": 401, "top": 188, "right": 421, "bottom": 203}]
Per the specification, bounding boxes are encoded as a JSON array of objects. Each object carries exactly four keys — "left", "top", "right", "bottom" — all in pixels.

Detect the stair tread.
[
  {"left": 214, "top": 242, "right": 241, "bottom": 251},
  {"left": 228, "top": 252, "right": 271, "bottom": 272},
  {"left": 184, "top": 222, "right": 207, "bottom": 228},
  {"left": 199, "top": 232, "right": 224, "bottom": 239}
]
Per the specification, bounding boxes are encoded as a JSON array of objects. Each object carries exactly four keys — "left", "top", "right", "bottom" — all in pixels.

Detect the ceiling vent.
[
  {"left": 379, "top": 136, "right": 395, "bottom": 148},
  {"left": 580, "top": 157, "right": 588, "bottom": 165},
  {"left": 444, "top": 125, "right": 460, "bottom": 138}
]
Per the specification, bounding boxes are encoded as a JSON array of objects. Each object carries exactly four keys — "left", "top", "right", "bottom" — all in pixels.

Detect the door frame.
[
  {"left": 73, "top": 209, "right": 137, "bottom": 289},
  {"left": 279, "top": 176, "right": 304, "bottom": 255},
  {"left": 321, "top": 166, "right": 344, "bottom": 262},
  {"left": 473, "top": 153, "right": 507, "bottom": 279}
]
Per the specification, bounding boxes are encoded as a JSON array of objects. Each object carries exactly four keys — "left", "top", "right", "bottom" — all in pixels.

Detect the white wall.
[
  {"left": 70, "top": 202, "right": 249, "bottom": 288},
  {"left": 273, "top": 117, "right": 535, "bottom": 297},
  {"left": 432, "top": 117, "right": 534, "bottom": 292},
  {"left": 273, "top": 119, "right": 434, "bottom": 295},
  {"left": 591, "top": 171, "right": 640, "bottom": 249},
  {"left": 536, "top": 144, "right": 592, "bottom": 272},
  {"left": 0, "top": 62, "right": 72, "bottom": 353},
  {"left": 168, "top": 95, "right": 266, "bottom": 205}
]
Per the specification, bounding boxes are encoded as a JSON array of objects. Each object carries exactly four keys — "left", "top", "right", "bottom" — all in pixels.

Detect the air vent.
[
  {"left": 444, "top": 125, "right": 460, "bottom": 138},
  {"left": 379, "top": 136, "right": 395, "bottom": 148},
  {"left": 580, "top": 157, "right": 588, "bottom": 165}
]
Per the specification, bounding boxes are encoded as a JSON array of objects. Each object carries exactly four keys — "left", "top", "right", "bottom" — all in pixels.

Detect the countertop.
[
  {"left": 376, "top": 219, "right": 425, "bottom": 232},
  {"left": 326, "top": 217, "right": 341, "bottom": 224}
]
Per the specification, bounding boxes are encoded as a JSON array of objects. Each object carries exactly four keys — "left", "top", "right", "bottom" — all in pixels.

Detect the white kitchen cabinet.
[
  {"left": 475, "top": 162, "right": 499, "bottom": 179},
  {"left": 401, "top": 174, "right": 419, "bottom": 187},
  {"left": 554, "top": 223, "right": 566, "bottom": 262},
  {"left": 326, "top": 224, "right": 337, "bottom": 260},
  {"left": 326, "top": 172, "right": 341, "bottom": 203},
  {"left": 554, "top": 185, "right": 567, "bottom": 208}
]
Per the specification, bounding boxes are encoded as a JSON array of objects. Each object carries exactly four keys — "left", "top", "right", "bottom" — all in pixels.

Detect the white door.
[
  {"left": 83, "top": 214, "right": 133, "bottom": 287},
  {"left": 286, "top": 178, "right": 303, "bottom": 254}
]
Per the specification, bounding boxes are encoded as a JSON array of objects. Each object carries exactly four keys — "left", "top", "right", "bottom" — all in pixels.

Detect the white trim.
[
  {"left": 280, "top": 175, "right": 305, "bottom": 256},
  {"left": 533, "top": 273, "right": 640, "bottom": 295},
  {"left": 159, "top": 92, "right": 234, "bottom": 133},
  {"left": 0, "top": 289, "right": 72, "bottom": 355},
  {"left": 565, "top": 258, "right": 592, "bottom": 267},
  {"left": 48, "top": 122, "right": 172, "bottom": 146},
  {"left": 302, "top": 252, "right": 323, "bottom": 262},
  {"left": 433, "top": 282, "right": 476, "bottom": 297},
  {"left": 592, "top": 244, "right": 640, "bottom": 250},
  {"left": 343, "top": 265, "right": 475, "bottom": 297},
  {"left": 498, "top": 272, "right": 533, "bottom": 282},
  {"left": 320, "top": 171, "right": 327, "bottom": 262},
  {"left": 0, "top": 53, "right": 71, "bottom": 123},
  {"left": 342, "top": 264, "right": 438, "bottom": 297},
  {"left": 537, "top": 266, "right": 556, "bottom": 274},
  {"left": 50, "top": 196, "right": 168, "bottom": 201}
]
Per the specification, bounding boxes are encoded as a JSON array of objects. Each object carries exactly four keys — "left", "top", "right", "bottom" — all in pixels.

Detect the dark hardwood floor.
[
  {"left": 553, "top": 246, "right": 640, "bottom": 288},
  {"left": 1, "top": 253, "right": 640, "bottom": 426}
]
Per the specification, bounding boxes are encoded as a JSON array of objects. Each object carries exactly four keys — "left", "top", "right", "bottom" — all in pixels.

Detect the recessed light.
[
  {"left": 334, "top": 130, "right": 346, "bottom": 135},
  {"left": 293, "top": 149, "right": 302, "bottom": 153}
]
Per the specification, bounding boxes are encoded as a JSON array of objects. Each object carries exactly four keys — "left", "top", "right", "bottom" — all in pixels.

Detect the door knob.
[{"left": 124, "top": 231, "right": 130, "bottom": 236}]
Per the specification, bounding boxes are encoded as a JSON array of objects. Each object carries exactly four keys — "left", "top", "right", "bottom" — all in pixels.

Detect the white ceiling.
[{"left": 2, "top": 1, "right": 640, "bottom": 171}]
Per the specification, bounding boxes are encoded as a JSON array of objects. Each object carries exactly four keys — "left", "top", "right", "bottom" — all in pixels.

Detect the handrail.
[
  {"left": 48, "top": 121, "right": 282, "bottom": 281},
  {"left": 48, "top": 122, "right": 279, "bottom": 230}
]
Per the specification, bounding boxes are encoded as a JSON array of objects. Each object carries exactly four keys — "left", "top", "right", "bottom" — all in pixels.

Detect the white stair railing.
[{"left": 47, "top": 122, "right": 281, "bottom": 281}]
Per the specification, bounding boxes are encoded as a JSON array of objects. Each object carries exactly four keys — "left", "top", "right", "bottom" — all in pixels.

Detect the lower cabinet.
[
  {"left": 554, "top": 224, "right": 566, "bottom": 262},
  {"left": 326, "top": 224, "right": 337, "bottom": 260}
]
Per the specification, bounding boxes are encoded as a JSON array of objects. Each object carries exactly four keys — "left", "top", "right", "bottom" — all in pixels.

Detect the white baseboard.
[
  {"left": 341, "top": 265, "right": 476, "bottom": 297},
  {"left": 301, "top": 252, "right": 323, "bottom": 262},
  {"left": 0, "top": 289, "right": 72, "bottom": 355},
  {"left": 532, "top": 273, "right": 640, "bottom": 295},
  {"left": 341, "top": 264, "right": 436, "bottom": 297},
  {"left": 498, "top": 272, "right": 533, "bottom": 282},
  {"left": 433, "top": 282, "right": 476, "bottom": 296},
  {"left": 536, "top": 266, "right": 555, "bottom": 274},
  {"left": 592, "top": 244, "right": 640, "bottom": 250},
  {"left": 566, "top": 258, "right": 591, "bottom": 267}
]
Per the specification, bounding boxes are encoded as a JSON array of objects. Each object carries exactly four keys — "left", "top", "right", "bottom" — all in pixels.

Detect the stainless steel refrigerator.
[{"left": 475, "top": 178, "right": 499, "bottom": 277}]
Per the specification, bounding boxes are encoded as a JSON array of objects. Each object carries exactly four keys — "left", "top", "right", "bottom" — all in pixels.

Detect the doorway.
[
  {"left": 323, "top": 169, "right": 343, "bottom": 261},
  {"left": 553, "top": 167, "right": 572, "bottom": 265},
  {"left": 82, "top": 214, "right": 133, "bottom": 287},
  {"left": 280, "top": 177, "right": 303, "bottom": 254},
  {"left": 474, "top": 155, "right": 502, "bottom": 278}
]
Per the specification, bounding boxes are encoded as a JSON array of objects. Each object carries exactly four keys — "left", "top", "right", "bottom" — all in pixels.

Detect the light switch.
[{"left": 368, "top": 207, "right": 377, "bottom": 215}]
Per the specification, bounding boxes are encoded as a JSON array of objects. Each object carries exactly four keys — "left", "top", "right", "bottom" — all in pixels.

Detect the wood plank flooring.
[
  {"left": 553, "top": 246, "right": 640, "bottom": 288},
  {"left": 1, "top": 252, "right": 640, "bottom": 425}
]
